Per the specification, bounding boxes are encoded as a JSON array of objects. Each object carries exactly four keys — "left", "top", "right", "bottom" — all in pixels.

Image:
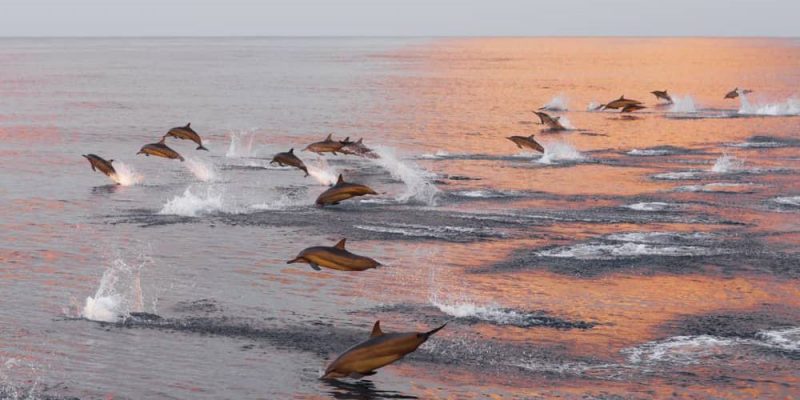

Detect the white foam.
[
  {"left": 250, "top": 193, "right": 311, "bottom": 210},
  {"left": 586, "top": 101, "right": 603, "bottom": 112},
  {"left": 452, "top": 190, "right": 516, "bottom": 199},
  {"left": 537, "top": 242, "right": 729, "bottom": 260},
  {"left": 674, "top": 182, "right": 755, "bottom": 193},
  {"left": 354, "top": 223, "right": 494, "bottom": 239},
  {"left": 738, "top": 94, "right": 800, "bottom": 116},
  {"left": 306, "top": 157, "right": 338, "bottom": 186},
  {"left": 430, "top": 298, "right": 528, "bottom": 326},
  {"left": 628, "top": 149, "right": 673, "bottom": 156},
  {"left": 225, "top": 130, "right": 258, "bottom": 158},
  {"left": 159, "top": 187, "right": 224, "bottom": 217},
  {"left": 773, "top": 196, "right": 800, "bottom": 207},
  {"left": 558, "top": 116, "right": 576, "bottom": 130},
  {"left": 184, "top": 157, "right": 218, "bottom": 182},
  {"left": 624, "top": 202, "right": 682, "bottom": 212},
  {"left": 756, "top": 327, "right": 800, "bottom": 352},
  {"left": 711, "top": 153, "right": 745, "bottom": 173},
  {"left": 419, "top": 150, "right": 451, "bottom": 159},
  {"left": 668, "top": 95, "right": 697, "bottom": 113},
  {"left": 82, "top": 258, "right": 146, "bottom": 323},
  {"left": 606, "top": 232, "right": 716, "bottom": 244},
  {"left": 371, "top": 146, "right": 440, "bottom": 205},
  {"left": 652, "top": 171, "right": 702, "bottom": 180},
  {"left": 110, "top": 162, "right": 144, "bottom": 186},
  {"left": 728, "top": 141, "right": 785, "bottom": 148},
  {"left": 537, "top": 141, "right": 584, "bottom": 165},
  {"left": 623, "top": 335, "right": 740, "bottom": 364},
  {"left": 540, "top": 94, "right": 569, "bottom": 111}
]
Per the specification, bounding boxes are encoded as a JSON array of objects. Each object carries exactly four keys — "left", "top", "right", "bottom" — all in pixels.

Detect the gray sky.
[{"left": 2, "top": 0, "right": 799, "bottom": 37}]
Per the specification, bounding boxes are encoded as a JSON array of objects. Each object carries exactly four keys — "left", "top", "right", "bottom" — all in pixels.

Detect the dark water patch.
[
  {"left": 323, "top": 380, "right": 419, "bottom": 400},
  {"left": 171, "top": 298, "right": 223, "bottom": 314},
  {"left": 624, "top": 145, "right": 707, "bottom": 157},
  {"left": 674, "top": 310, "right": 800, "bottom": 340},
  {"left": 727, "top": 135, "right": 800, "bottom": 149}
]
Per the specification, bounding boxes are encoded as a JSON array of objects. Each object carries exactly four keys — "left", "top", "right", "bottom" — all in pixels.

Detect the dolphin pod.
[
  {"left": 315, "top": 174, "right": 378, "bottom": 207},
  {"left": 339, "top": 138, "right": 378, "bottom": 159},
  {"left": 725, "top": 88, "right": 753, "bottom": 99},
  {"left": 304, "top": 133, "right": 346, "bottom": 155},
  {"left": 137, "top": 137, "right": 185, "bottom": 161},
  {"left": 271, "top": 148, "right": 309, "bottom": 177},
  {"left": 650, "top": 90, "right": 673, "bottom": 104},
  {"left": 322, "top": 321, "right": 447, "bottom": 380},
  {"left": 82, "top": 154, "right": 117, "bottom": 182},
  {"left": 532, "top": 111, "right": 567, "bottom": 131},
  {"left": 506, "top": 134, "right": 544, "bottom": 153},
  {"left": 164, "top": 122, "right": 208, "bottom": 151},
  {"left": 621, "top": 103, "right": 647, "bottom": 113},
  {"left": 287, "top": 238, "right": 380, "bottom": 271},
  {"left": 601, "top": 95, "right": 643, "bottom": 110}
]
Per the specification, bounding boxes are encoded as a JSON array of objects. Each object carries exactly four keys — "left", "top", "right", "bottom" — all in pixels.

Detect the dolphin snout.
[{"left": 287, "top": 257, "right": 304, "bottom": 264}]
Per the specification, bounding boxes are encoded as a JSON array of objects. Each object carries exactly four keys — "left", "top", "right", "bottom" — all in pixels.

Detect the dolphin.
[
  {"left": 532, "top": 111, "right": 567, "bottom": 131},
  {"left": 164, "top": 123, "right": 208, "bottom": 151},
  {"left": 621, "top": 104, "right": 647, "bottom": 113},
  {"left": 724, "top": 88, "right": 753, "bottom": 99},
  {"left": 82, "top": 154, "right": 117, "bottom": 182},
  {"left": 287, "top": 238, "right": 380, "bottom": 271},
  {"left": 601, "top": 95, "right": 643, "bottom": 110},
  {"left": 322, "top": 321, "right": 447, "bottom": 380},
  {"left": 506, "top": 135, "right": 544, "bottom": 153},
  {"left": 270, "top": 148, "right": 308, "bottom": 177},
  {"left": 315, "top": 174, "right": 378, "bottom": 207},
  {"left": 339, "top": 138, "right": 378, "bottom": 159},
  {"left": 304, "top": 134, "right": 346, "bottom": 155},
  {"left": 650, "top": 90, "right": 673, "bottom": 104},
  {"left": 137, "top": 137, "right": 185, "bottom": 161}
]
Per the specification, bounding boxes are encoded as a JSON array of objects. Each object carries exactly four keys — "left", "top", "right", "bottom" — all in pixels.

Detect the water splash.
[
  {"left": 306, "top": 157, "right": 338, "bottom": 186},
  {"left": 82, "top": 257, "right": 148, "bottom": 322},
  {"left": 540, "top": 94, "right": 569, "bottom": 111},
  {"left": 738, "top": 94, "right": 800, "bottom": 116},
  {"left": 110, "top": 162, "right": 144, "bottom": 186},
  {"left": 668, "top": 95, "right": 697, "bottom": 113},
  {"left": 225, "top": 130, "right": 258, "bottom": 158},
  {"left": 558, "top": 116, "right": 576, "bottom": 130},
  {"left": 586, "top": 101, "right": 603, "bottom": 111},
  {"left": 711, "top": 153, "right": 745, "bottom": 173},
  {"left": 370, "top": 146, "right": 440, "bottom": 205},
  {"left": 185, "top": 157, "right": 218, "bottom": 182},
  {"left": 159, "top": 187, "right": 224, "bottom": 217},
  {"left": 537, "top": 141, "right": 584, "bottom": 164}
]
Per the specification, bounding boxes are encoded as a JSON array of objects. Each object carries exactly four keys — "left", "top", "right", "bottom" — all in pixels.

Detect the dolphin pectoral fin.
[
  {"left": 516, "top": 144, "right": 523, "bottom": 149},
  {"left": 90, "top": 164, "right": 96, "bottom": 171},
  {"left": 197, "top": 144, "right": 209, "bottom": 151},
  {"left": 309, "top": 263, "right": 322, "bottom": 271}
]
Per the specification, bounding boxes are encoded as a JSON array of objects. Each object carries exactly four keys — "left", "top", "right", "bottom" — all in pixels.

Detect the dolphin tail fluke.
[
  {"left": 197, "top": 144, "right": 209, "bottom": 151},
  {"left": 301, "top": 167, "right": 309, "bottom": 177},
  {"left": 178, "top": 155, "right": 185, "bottom": 162},
  {"left": 421, "top": 322, "right": 447, "bottom": 339}
]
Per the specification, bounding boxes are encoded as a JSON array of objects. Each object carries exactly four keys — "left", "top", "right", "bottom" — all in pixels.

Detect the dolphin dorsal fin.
[
  {"left": 185, "top": 123, "right": 191, "bottom": 128},
  {"left": 336, "top": 174, "right": 344, "bottom": 184},
  {"left": 289, "top": 148, "right": 294, "bottom": 154},
  {"left": 334, "top": 238, "right": 346, "bottom": 250},
  {"left": 109, "top": 159, "right": 114, "bottom": 163},
  {"left": 357, "top": 138, "right": 363, "bottom": 144},
  {"left": 158, "top": 136, "right": 166, "bottom": 144},
  {"left": 325, "top": 133, "right": 332, "bottom": 141},
  {"left": 529, "top": 134, "right": 535, "bottom": 139},
  {"left": 620, "top": 95, "right": 625, "bottom": 100},
  {"left": 370, "top": 321, "right": 383, "bottom": 337}
]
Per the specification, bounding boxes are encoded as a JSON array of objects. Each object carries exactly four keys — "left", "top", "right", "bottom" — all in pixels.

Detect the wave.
[
  {"left": 159, "top": 187, "right": 225, "bottom": 217},
  {"left": 772, "top": 196, "right": 800, "bottom": 207},
  {"left": 82, "top": 257, "right": 148, "bottom": 322},
  {"left": 419, "top": 150, "right": 453, "bottom": 159},
  {"left": 738, "top": 94, "right": 800, "bottom": 116},
  {"left": 450, "top": 189, "right": 519, "bottom": 199},
  {"left": 537, "top": 232, "right": 728, "bottom": 260},
  {"left": 652, "top": 171, "right": 702, "bottom": 180},
  {"left": 628, "top": 149, "right": 673, "bottom": 156},
  {"left": 711, "top": 153, "right": 745, "bottom": 173},
  {"left": 668, "top": 95, "right": 697, "bottom": 113},
  {"left": 225, "top": 130, "right": 258, "bottom": 158},
  {"left": 110, "top": 162, "right": 144, "bottom": 186},
  {"left": 370, "top": 146, "right": 440, "bottom": 205},
  {"left": 624, "top": 202, "right": 682, "bottom": 212},
  {"left": 540, "top": 94, "right": 569, "bottom": 111},
  {"left": 605, "top": 231, "right": 717, "bottom": 244},
  {"left": 674, "top": 182, "right": 756, "bottom": 193},
  {"left": 354, "top": 222, "right": 500, "bottom": 241},
  {"left": 537, "top": 141, "right": 584, "bottom": 164},
  {"left": 185, "top": 157, "right": 218, "bottom": 182},
  {"left": 429, "top": 297, "right": 594, "bottom": 329}
]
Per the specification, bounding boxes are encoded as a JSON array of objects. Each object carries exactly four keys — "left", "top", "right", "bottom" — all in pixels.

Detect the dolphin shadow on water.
[
  {"left": 90, "top": 184, "right": 123, "bottom": 194},
  {"left": 323, "top": 379, "right": 419, "bottom": 400}
]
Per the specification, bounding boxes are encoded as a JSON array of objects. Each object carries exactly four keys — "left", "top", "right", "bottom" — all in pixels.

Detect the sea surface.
[{"left": 1, "top": 37, "right": 800, "bottom": 399}]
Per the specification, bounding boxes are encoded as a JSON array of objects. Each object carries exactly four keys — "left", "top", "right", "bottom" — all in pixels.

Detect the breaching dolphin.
[
  {"left": 270, "top": 148, "right": 308, "bottom": 177},
  {"left": 601, "top": 95, "right": 643, "bottom": 110},
  {"left": 322, "top": 321, "right": 447, "bottom": 380},
  {"left": 315, "top": 174, "right": 378, "bottom": 207},
  {"left": 304, "top": 134, "right": 346, "bottom": 155},
  {"left": 82, "top": 154, "right": 117, "bottom": 182},
  {"left": 506, "top": 135, "right": 544, "bottom": 153},
  {"left": 339, "top": 138, "right": 378, "bottom": 159},
  {"left": 137, "top": 137, "right": 185, "bottom": 161},
  {"left": 287, "top": 238, "right": 380, "bottom": 271},
  {"left": 621, "top": 104, "right": 646, "bottom": 113},
  {"left": 724, "top": 88, "right": 753, "bottom": 99},
  {"left": 650, "top": 90, "right": 673, "bottom": 104},
  {"left": 532, "top": 111, "right": 567, "bottom": 131},
  {"left": 164, "top": 122, "right": 208, "bottom": 151}
]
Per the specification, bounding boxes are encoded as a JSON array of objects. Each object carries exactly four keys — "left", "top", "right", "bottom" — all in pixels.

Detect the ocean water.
[{"left": 1, "top": 37, "right": 800, "bottom": 399}]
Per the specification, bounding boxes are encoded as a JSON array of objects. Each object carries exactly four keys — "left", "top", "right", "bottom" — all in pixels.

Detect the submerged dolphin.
[
  {"left": 137, "top": 137, "right": 185, "bottom": 161},
  {"left": 532, "top": 111, "right": 567, "bottom": 131},
  {"left": 82, "top": 154, "right": 117, "bottom": 182},
  {"left": 164, "top": 123, "right": 208, "bottom": 151},
  {"left": 287, "top": 238, "right": 380, "bottom": 271},
  {"left": 650, "top": 90, "right": 673, "bottom": 104},
  {"left": 304, "top": 134, "right": 346, "bottom": 155},
  {"left": 724, "top": 88, "right": 753, "bottom": 99},
  {"left": 601, "top": 95, "right": 643, "bottom": 110},
  {"left": 621, "top": 104, "right": 647, "bottom": 113},
  {"left": 322, "top": 321, "right": 447, "bottom": 380},
  {"left": 271, "top": 148, "right": 308, "bottom": 177},
  {"left": 315, "top": 174, "right": 377, "bottom": 207},
  {"left": 506, "top": 134, "right": 544, "bottom": 153},
  {"left": 339, "top": 138, "right": 378, "bottom": 159}
]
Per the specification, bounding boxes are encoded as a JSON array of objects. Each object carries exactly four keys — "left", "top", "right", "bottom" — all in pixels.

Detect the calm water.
[{"left": 1, "top": 37, "right": 800, "bottom": 399}]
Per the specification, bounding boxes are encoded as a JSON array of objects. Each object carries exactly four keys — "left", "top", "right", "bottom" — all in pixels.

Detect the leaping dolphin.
[
  {"left": 339, "top": 138, "right": 378, "bottom": 159},
  {"left": 270, "top": 148, "right": 308, "bottom": 177},
  {"left": 650, "top": 90, "right": 673, "bottom": 104},
  {"left": 137, "top": 137, "right": 185, "bottom": 161},
  {"left": 621, "top": 104, "right": 647, "bottom": 113},
  {"left": 315, "top": 174, "right": 377, "bottom": 207},
  {"left": 724, "top": 88, "right": 753, "bottom": 99},
  {"left": 82, "top": 154, "right": 117, "bottom": 182},
  {"left": 304, "top": 134, "right": 346, "bottom": 155},
  {"left": 322, "top": 321, "right": 447, "bottom": 380},
  {"left": 287, "top": 238, "right": 380, "bottom": 271},
  {"left": 601, "top": 95, "right": 643, "bottom": 110},
  {"left": 164, "top": 123, "right": 208, "bottom": 151},
  {"left": 532, "top": 111, "right": 567, "bottom": 131},
  {"left": 506, "top": 134, "right": 544, "bottom": 153}
]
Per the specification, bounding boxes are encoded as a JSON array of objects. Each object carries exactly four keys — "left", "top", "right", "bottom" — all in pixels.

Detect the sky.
[{"left": 1, "top": 0, "right": 799, "bottom": 37}]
